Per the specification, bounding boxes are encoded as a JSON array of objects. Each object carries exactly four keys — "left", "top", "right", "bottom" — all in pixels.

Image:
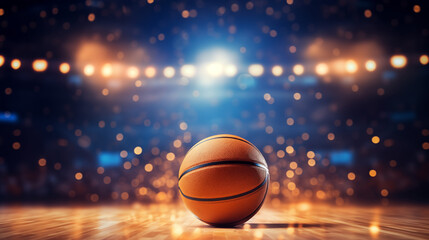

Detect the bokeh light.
[
  {"left": 163, "top": 66, "right": 175, "bottom": 78},
  {"left": 0, "top": 55, "right": 5, "bottom": 67},
  {"left": 204, "top": 62, "right": 223, "bottom": 78},
  {"left": 144, "top": 66, "right": 157, "bottom": 78},
  {"left": 271, "top": 65, "right": 283, "bottom": 76},
  {"left": 180, "top": 64, "right": 196, "bottom": 78},
  {"left": 365, "top": 60, "right": 377, "bottom": 72},
  {"left": 248, "top": 64, "right": 264, "bottom": 77},
  {"left": 293, "top": 64, "right": 304, "bottom": 75},
  {"left": 127, "top": 66, "right": 140, "bottom": 79},
  {"left": 420, "top": 55, "right": 428, "bottom": 65},
  {"left": 224, "top": 64, "right": 238, "bottom": 77},
  {"left": 101, "top": 63, "right": 113, "bottom": 77},
  {"left": 315, "top": 63, "right": 329, "bottom": 76},
  {"left": 11, "top": 59, "right": 21, "bottom": 70},
  {"left": 32, "top": 59, "right": 48, "bottom": 72},
  {"left": 345, "top": 59, "right": 358, "bottom": 74},
  {"left": 390, "top": 55, "right": 407, "bottom": 68},
  {"left": 59, "top": 62, "right": 70, "bottom": 74},
  {"left": 83, "top": 64, "right": 95, "bottom": 76}
]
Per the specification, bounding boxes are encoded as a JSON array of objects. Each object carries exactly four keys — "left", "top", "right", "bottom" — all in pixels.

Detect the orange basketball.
[{"left": 178, "top": 134, "right": 269, "bottom": 227}]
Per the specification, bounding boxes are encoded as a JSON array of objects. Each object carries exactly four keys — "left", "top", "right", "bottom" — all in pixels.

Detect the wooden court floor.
[{"left": 0, "top": 203, "right": 428, "bottom": 239}]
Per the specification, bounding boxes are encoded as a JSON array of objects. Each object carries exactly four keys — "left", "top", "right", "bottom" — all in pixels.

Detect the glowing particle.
[
  {"left": 224, "top": 64, "right": 238, "bottom": 77},
  {"left": 315, "top": 63, "right": 329, "bottom": 75},
  {"left": 364, "top": 9, "right": 372, "bottom": 18},
  {"left": 293, "top": 92, "right": 301, "bottom": 100},
  {"left": 127, "top": 66, "right": 140, "bottom": 78},
  {"left": 134, "top": 146, "right": 143, "bottom": 155},
  {"left": 116, "top": 133, "right": 124, "bottom": 141},
  {"left": 182, "top": 10, "right": 189, "bottom": 18},
  {"left": 75, "top": 172, "right": 83, "bottom": 180},
  {"left": 101, "top": 88, "right": 109, "bottom": 96},
  {"left": 369, "top": 169, "right": 377, "bottom": 177},
  {"left": 372, "top": 136, "right": 380, "bottom": 144},
  {"left": 83, "top": 64, "right": 95, "bottom": 76},
  {"left": 293, "top": 64, "right": 304, "bottom": 75},
  {"left": 248, "top": 64, "right": 264, "bottom": 77},
  {"left": 97, "top": 167, "right": 104, "bottom": 174},
  {"left": 413, "top": 5, "right": 421, "bottom": 13},
  {"left": 272, "top": 65, "right": 283, "bottom": 76},
  {"left": 88, "top": 13, "right": 95, "bottom": 22},
  {"left": 163, "top": 66, "right": 175, "bottom": 78},
  {"left": 145, "top": 66, "right": 157, "bottom": 78},
  {"left": 38, "top": 158, "right": 47, "bottom": 166},
  {"left": 173, "top": 139, "right": 182, "bottom": 148},
  {"left": 59, "top": 62, "right": 70, "bottom": 74},
  {"left": 101, "top": 63, "right": 113, "bottom": 77},
  {"left": 365, "top": 60, "right": 377, "bottom": 72},
  {"left": 286, "top": 146, "right": 294, "bottom": 154},
  {"left": 166, "top": 152, "right": 175, "bottom": 161},
  {"left": 420, "top": 55, "right": 428, "bottom": 65},
  {"left": 145, "top": 163, "right": 153, "bottom": 172},
  {"left": 180, "top": 64, "right": 196, "bottom": 77},
  {"left": 179, "top": 122, "right": 188, "bottom": 130},
  {"left": 0, "top": 55, "right": 4, "bottom": 67},
  {"left": 345, "top": 59, "right": 358, "bottom": 73},
  {"left": 11, "top": 59, "right": 21, "bottom": 70},
  {"left": 307, "top": 151, "right": 315, "bottom": 158},
  {"left": 12, "top": 142, "right": 21, "bottom": 150},
  {"left": 33, "top": 59, "right": 48, "bottom": 72},
  {"left": 390, "top": 55, "right": 407, "bottom": 68},
  {"left": 120, "top": 150, "right": 128, "bottom": 158}
]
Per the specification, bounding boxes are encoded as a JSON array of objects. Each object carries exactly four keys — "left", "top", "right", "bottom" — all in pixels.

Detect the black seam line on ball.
[
  {"left": 178, "top": 160, "right": 268, "bottom": 181},
  {"left": 200, "top": 175, "right": 269, "bottom": 227},
  {"left": 188, "top": 136, "right": 258, "bottom": 153},
  {"left": 178, "top": 173, "right": 268, "bottom": 202}
]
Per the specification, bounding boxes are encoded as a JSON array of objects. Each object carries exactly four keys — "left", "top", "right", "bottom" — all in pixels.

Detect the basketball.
[{"left": 178, "top": 134, "right": 269, "bottom": 227}]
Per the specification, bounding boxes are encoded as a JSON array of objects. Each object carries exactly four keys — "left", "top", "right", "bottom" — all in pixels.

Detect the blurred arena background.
[{"left": 0, "top": 0, "right": 428, "bottom": 205}]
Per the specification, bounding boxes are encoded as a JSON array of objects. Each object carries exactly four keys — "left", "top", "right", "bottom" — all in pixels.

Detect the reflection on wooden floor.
[{"left": 1, "top": 203, "right": 428, "bottom": 239}]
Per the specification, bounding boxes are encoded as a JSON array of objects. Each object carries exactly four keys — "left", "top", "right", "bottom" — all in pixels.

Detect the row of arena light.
[{"left": 0, "top": 54, "right": 428, "bottom": 78}]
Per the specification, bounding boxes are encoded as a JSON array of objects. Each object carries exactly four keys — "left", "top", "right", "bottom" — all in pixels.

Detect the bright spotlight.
[
  {"left": 145, "top": 66, "right": 157, "bottom": 78},
  {"left": 224, "top": 64, "right": 238, "bottom": 77},
  {"left": 315, "top": 63, "right": 329, "bottom": 76},
  {"left": 365, "top": 60, "right": 377, "bottom": 72},
  {"left": 196, "top": 48, "right": 238, "bottom": 85},
  {"left": 32, "top": 59, "right": 48, "bottom": 72},
  {"left": 101, "top": 63, "right": 113, "bottom": 77},
  {"left": 163, "top": 66, "right": 175, "bottom": 78},
  {"left": 390, "top": 55, "right": 407, "bottom": 68},
  {"left": 180, "top": 64, "right": 196, "bottom": 78},
  {"left": 127, "top": 66, "right": 140, "bottom": 78},
  {"left": 204, "top": 62, "right": 224, "bottom": 78},
  {"left": 83, "top": 64, "right": 95, "bottom": 76},
  {"left": 345, "top": 59, "right": 358, "bottom": 73},
  {"left": 272, "top": 65, "right": 283, "bottom": 76},
  {"left": 248, "top": 64, "right": 264, "bottom": 77}
]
